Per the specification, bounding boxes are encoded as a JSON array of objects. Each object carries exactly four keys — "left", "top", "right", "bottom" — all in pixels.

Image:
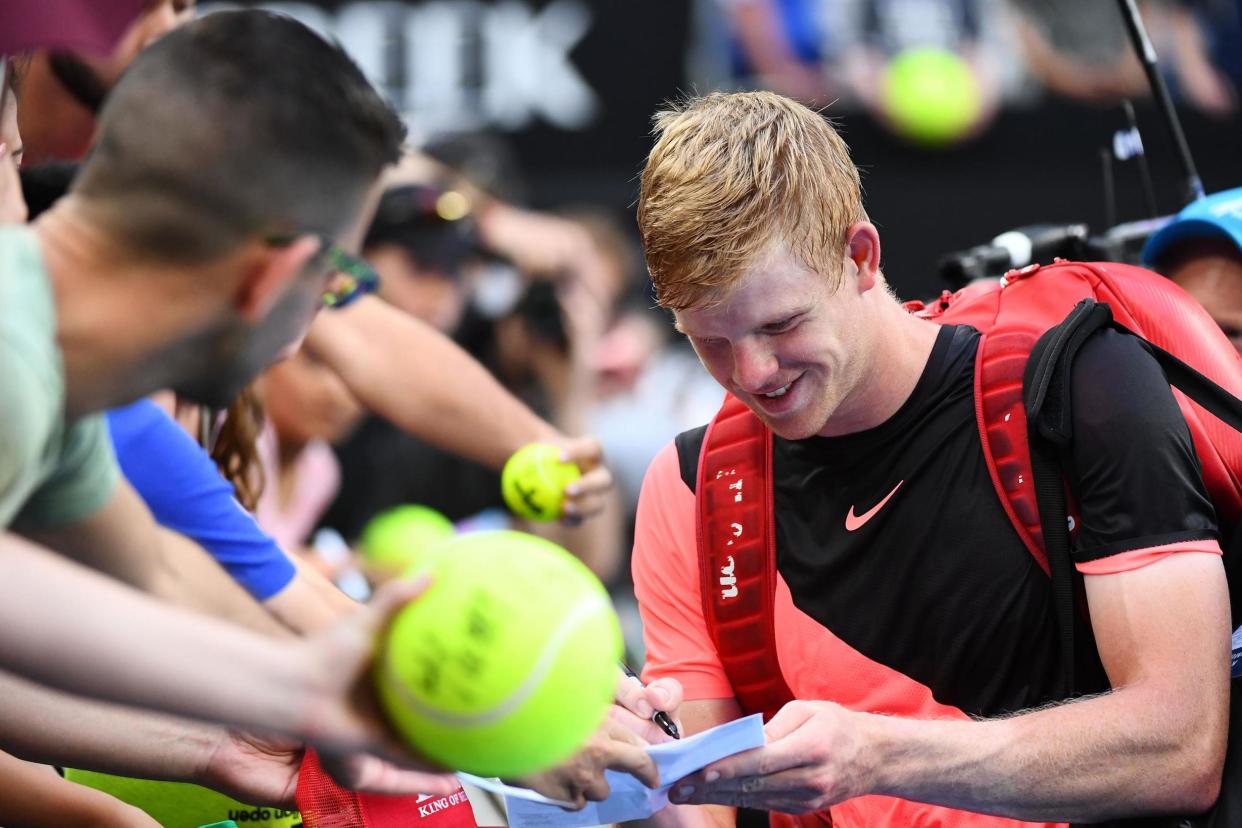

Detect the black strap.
[
  {"left": 1025, "top": 299, "right": 1116, "bottom": 697},
  {"left": 1115, "top": 321, "right": 1242, "bottom": 433}
]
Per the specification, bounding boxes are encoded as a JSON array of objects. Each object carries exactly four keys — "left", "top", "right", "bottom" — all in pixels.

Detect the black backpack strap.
[
  {"left": 1024, "top": 299, "right": 1117, "bottom": 697},
  {"left": 1112, "top": 322, "right": 1242, "bottom": 433}
]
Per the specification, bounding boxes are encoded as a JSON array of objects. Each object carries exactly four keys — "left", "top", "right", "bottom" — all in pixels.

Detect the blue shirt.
[{"left": 107, "top": 400, "right": 297, "bottom": 600}]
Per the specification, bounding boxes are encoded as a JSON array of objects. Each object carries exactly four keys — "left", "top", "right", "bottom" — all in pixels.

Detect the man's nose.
[{"left": 731, "top": 339, "right": 778, "bottom": 392}]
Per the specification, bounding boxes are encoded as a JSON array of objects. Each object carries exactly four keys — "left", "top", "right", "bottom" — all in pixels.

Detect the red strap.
[
  {"left": 697, "top": 395, "right": 795, "bottom": 721},
  {"left": 295, "top": 749, "right": 478, "bottom": 828}
]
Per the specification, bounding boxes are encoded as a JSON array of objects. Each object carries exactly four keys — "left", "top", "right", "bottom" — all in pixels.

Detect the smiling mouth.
[{"left": 757, "top": 375, "right": 800, "bottom": 400}]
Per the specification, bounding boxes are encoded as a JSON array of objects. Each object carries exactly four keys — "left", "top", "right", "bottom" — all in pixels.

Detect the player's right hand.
[
  {"left": 517, "top": 719, "right": 660, "bottom": 809},
  {"left": 613, "top": 670, "right": 685, "bottom": 745}
]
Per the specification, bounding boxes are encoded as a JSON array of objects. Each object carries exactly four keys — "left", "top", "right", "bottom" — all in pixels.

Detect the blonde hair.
[{"left": 637, "top": 91, "right": 866, "bottom": 310}]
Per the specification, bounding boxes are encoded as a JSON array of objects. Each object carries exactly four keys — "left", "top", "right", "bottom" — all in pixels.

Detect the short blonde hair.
[{"left": 637, "top": 91, "right": 866, "bottom": 310}]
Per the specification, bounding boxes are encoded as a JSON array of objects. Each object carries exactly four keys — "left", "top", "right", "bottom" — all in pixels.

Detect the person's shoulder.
[
  {"left": 106, "top": 399, "right": 172, "bottom": 437},
  {"left": 1068, "top": 327, "right": 1182, "bottom": 433},
  {"left": 1075, "top": 325, "right": 1150, "bottom": 366},
  {"left": 1071, "top": 328, "right": 1164, "bottom": 398}
]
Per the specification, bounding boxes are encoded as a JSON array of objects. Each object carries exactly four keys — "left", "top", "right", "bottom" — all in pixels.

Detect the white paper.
[
  {"left": 456, "top": 773, "right": 576, "bottom": 808},
  {"left": 501, "top": 713, "right": 766, "bottom": 828}
]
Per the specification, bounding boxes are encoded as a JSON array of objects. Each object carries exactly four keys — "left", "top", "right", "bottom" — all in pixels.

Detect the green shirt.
[{"left": 0, "top": 226, "right": 118, "bottom": 530}]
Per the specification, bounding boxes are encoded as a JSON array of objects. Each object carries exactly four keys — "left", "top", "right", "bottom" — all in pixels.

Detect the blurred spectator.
[
  {"left": 556, "top": 211, "right": 724, "bottom": 516},
  {"left": 321, "top": 155, "right": 626, "bottom": 582},
  {"left": 365, "top": 183, "right": 480, "bottom": 333},
  {"left": 1011, "top": 0, "right": 1151, "bottom": 103},
  {"left": 1, "top": 60, "right": 27, "bottom": 224},
  {"left": 1166, "top": 0, "right": 1242, "bottom": 118},
  {"left": 17, "top": 0, "right": 194, "bottom": 164},
  {"left": 718, "top": 0, "right": 842, "bottom": 104},
  {"left": 256, "top": 350, "right": 364, "bottom": 553},
  {"left": 1, "top": 0, "right": 146, "bottom": 57},
  {"left": 321, "top": 177, "right": 503, "bottom": 537},
  {"left": 1143, "top": 187, "right": 1242, "bottom": 350}
]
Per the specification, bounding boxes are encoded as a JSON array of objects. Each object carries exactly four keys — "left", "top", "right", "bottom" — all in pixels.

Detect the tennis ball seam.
[{"left": 381, "top": 591, "right": 612, "bottom": 728}]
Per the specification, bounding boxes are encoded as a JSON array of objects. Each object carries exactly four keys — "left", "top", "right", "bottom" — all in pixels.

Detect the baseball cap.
[
  {"left": 363, "top": 184, "right": 483, "bottom": 277},
  {"left": 1, "top": 0, "right": 144, "bottom": 57},
  {"left": 1142, "top": 187, "right": 1242, "bottom": 266}
]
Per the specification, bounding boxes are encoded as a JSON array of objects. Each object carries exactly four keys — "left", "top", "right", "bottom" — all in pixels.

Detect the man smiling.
[{"left": 631, "top": 91, "right": 1229, "bottom": 827}]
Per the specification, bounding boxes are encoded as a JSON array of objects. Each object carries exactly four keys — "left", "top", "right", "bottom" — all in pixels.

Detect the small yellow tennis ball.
[
  {"left": 501, "top": 443, "right": 581, "bottom": 522},
  {"left": 360, "top": 505, "right": 456, "bottom": 571},
  {"left": 882, "top": 47, "right": 981, "bottom": 147},
  {"left": 374, "top": 531, "right": 621, "bottom": 778}
]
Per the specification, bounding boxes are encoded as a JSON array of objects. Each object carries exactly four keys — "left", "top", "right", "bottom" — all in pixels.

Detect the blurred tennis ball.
[
  {"left": 374, "top": 530, "right": 622, "bottom": 777},
  {"left": 881, "top": 47, "right": 981, "bottom": 146},
  {"left": 501, "top": 443, "right": 581, "bottom": 522},
  {"left": 360, "top": 505, "right": 455, "bottom": 571}
]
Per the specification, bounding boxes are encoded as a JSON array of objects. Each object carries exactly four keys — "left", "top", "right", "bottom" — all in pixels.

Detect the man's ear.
[
  {"left": 233, "top": 234, "right": 322, "bottom": 323},
  {"left": 844, "top": 222, "right": 882, "bottom": 293}
]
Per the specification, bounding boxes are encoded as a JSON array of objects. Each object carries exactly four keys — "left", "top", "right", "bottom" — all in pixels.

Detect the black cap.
[{"left": 363, "top": 184, "right": 483, "bottom": 277}]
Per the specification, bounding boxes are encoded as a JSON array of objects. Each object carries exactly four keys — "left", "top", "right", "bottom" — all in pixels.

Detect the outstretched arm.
[
  {"left": 0, "top": 671, "right": 459, "bottom": 808},
  {"left": 0, "top": 533, "right": 447, "bottom": 772},
  {"left": 24, "top": 480, "right": 291, "bottom": 638},
  {"left": 307, "top": 295, "right": 557, "bottom": 471},
  {"left": 0, "top": 749, "right": 160, "bottom": 828},
  {"left": 305, "top": 294, "right": 613, "bottom": 521}
]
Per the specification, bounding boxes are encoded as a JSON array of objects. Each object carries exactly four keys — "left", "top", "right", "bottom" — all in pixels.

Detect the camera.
[{"left": 936, "top": 216, "right": 1173, "bottom": 291}]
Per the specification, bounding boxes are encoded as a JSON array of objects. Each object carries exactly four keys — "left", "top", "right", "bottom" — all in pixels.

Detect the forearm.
[
  {"left": 23, "top": 486, "right": 290, "bottom": 638},
  {"left": 0, "top": 671, "right": 219, "bottom": 785},
  {"left": 863, "top": 685, "right": 1223, "bottom": 821},
  {"left": 149, "top": 528, "right": 293, "bottom": 637},
  {"left": 308, "top": 297, "right": 559, "bottom": 470},
  {"left": 264, "top": 561, "right": 357, "bottom": 634},
  {"left": 0, "top": 533, "right": 321, "bottom": 741},
  {"left": 0, "top": 749, "right": 157, "bottom": 828}
]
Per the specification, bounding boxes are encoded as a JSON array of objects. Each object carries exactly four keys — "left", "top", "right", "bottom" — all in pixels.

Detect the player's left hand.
[
  {"left": 551, "top": 435, "right": 613, "bottom": 526},
  {"left": 667, "top": 700, "right": 869, "bottom": 814},
  {"left": 518, "top": 719, "right": 660, "bottom": 809}
]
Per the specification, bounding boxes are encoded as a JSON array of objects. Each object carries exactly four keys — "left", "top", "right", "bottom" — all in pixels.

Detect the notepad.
[{"left": 458, "top": 713, "right": 765, "bottom": 828}]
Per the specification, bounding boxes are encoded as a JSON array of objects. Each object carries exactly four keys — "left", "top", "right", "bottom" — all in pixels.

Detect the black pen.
[{"left": 620, "top": 661, "right": 680, "bottom": 739}]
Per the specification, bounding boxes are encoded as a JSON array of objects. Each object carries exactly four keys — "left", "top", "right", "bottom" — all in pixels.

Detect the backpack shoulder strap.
[
  {"left": 1022, "top": 299, "right": 1118, "bottom": 698},
  {"left": 696, "top": 395, "right": 795, "bottom": 720}
]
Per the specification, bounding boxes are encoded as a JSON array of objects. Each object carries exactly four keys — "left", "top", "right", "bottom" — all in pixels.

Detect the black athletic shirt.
[{"left": 674, "top": 324, "right": 1218, "bottom": 717}]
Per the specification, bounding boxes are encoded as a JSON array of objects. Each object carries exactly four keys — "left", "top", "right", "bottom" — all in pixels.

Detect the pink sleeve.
[
  {"left": 1076, "top": 539, "right": 1222, "bottom": 576},
  {"left": 631, "top": 441, "right": 736, "bottom": 701}
]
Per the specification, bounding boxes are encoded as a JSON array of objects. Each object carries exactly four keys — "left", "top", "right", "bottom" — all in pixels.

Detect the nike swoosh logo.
[{"left": 844, "top": 481, "right": 904, "bottom": 531}]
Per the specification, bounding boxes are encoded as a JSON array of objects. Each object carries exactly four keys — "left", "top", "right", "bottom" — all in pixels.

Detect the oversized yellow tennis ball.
[
  {"left": 881, "top": 47, "right": 981, "bottom": 147},
  {"left": 501, "top": 443, "right": 581, "bottom": 522},
  {"left": 360, "top": 505, "right": 456, "bottom": 571},
  {"left": 374, "top": 530, "right": 621, "bottom": 777}
]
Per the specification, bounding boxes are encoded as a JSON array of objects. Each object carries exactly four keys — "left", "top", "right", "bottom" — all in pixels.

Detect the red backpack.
[{"left": 696, "top": 260, "right": 1242, "bottom": 721}]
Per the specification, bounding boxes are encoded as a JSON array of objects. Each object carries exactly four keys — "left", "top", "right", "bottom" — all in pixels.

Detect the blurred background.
[{"left": 194, "top": 0, "right": 1242, "bottom": 299}]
